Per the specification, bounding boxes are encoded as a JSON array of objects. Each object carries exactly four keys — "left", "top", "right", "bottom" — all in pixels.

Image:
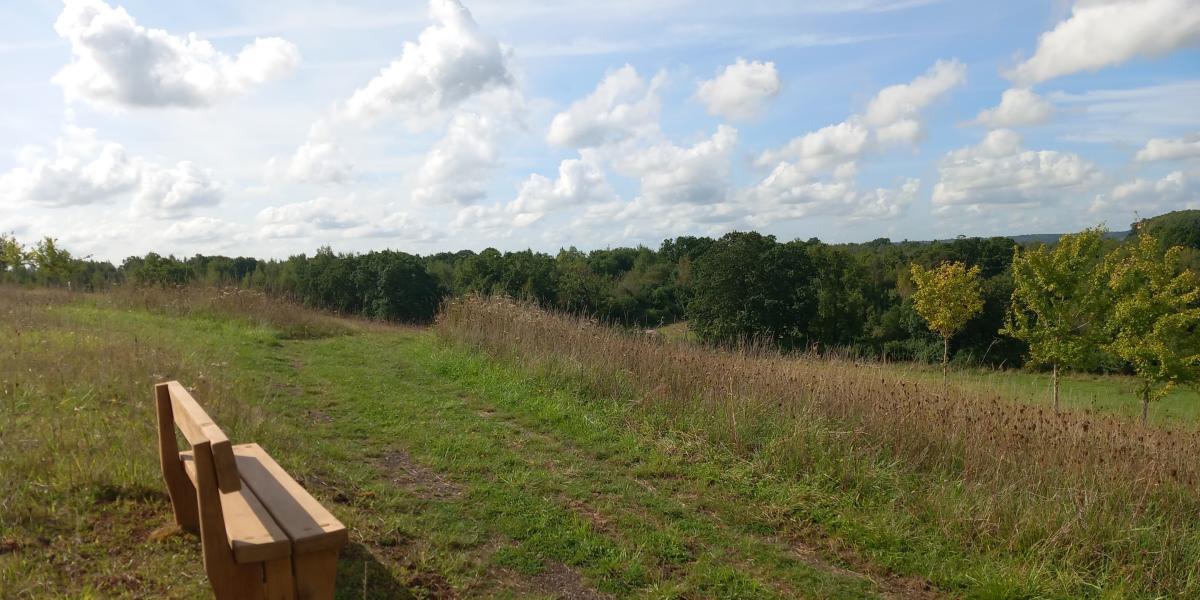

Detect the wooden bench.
[{"left": 154, "top": 381, "right": 347, "bottom": 599}]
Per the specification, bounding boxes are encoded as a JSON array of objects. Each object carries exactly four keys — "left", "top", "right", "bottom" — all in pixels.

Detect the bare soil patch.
[{"left": 379, "top": 449, "right": 464, "bottom": 500}]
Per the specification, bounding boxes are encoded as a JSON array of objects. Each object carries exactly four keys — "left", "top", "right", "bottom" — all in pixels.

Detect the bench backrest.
[{"left": 155, "top": 381, "right": 241, "bottom": 493}]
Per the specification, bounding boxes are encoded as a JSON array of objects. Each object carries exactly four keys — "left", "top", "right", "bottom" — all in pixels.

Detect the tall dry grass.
[
  {"left": 104, "top": 285, "right": 350, "bottom": 339},
  {"left": 0, "top": 286, "right": 275, "bottom": 510},
  {"left": 437, "top": 295, "right": 1200, "bottom": 595}
]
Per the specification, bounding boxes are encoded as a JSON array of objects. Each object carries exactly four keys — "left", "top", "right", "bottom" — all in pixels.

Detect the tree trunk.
[
  {"left": 1141, "top": 389, "right": 1150, "bottom": 426},
  {"left": 942, "top": 336, "right": 949, "bottom": 381},
  {"left": 1051, "top": 362, "right": 1059, "bottom": 412}
]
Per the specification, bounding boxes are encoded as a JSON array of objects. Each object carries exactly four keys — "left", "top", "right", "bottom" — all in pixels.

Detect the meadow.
[
  {"left": 659, "top": 321, "right": 1200, "bottom": 425},
  {"left": 2, "top": 287, "right": 1198, "bottom": 598}
]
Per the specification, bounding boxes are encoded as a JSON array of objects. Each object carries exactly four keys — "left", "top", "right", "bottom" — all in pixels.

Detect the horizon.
[{"left": 1, "top": 0, "right": 1198, "bottom": 262}]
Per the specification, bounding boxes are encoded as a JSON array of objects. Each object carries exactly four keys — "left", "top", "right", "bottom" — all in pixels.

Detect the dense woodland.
[{"left": 3, "top": 210, "right": 1199, "bottom": 372}]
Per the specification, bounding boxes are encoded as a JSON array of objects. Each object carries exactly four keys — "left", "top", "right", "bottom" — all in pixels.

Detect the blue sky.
[{"left": 1, "top": 0, "right": 1198, "bottom": 261}]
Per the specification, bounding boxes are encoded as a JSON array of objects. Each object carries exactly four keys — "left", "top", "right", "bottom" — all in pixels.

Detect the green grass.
[
  {"left": 3, "top": 290, "right": 1196, "bottom": 598},
  {"left": 656, "top": 322, "right": 697, "bottom": 344},
  {"left": 891, "top": 363, "right": 1200, "bottom": 424},
  {"left": 657, "top": 321, "right": 1200, "bottom": 425},
  {"left": 1, "top": 291, "right": 895, "bottom": 598}
]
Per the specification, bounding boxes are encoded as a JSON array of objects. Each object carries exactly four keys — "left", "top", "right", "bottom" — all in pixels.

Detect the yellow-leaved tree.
[
  {"left": 1, "top": 233, "right": 29, "bottom": 279},
  {"left": 1105, "top": 231, "right": 1200, "bottom": 425},
  {"left": 910, "top": 261, "right": 984, "bottom": 378}
]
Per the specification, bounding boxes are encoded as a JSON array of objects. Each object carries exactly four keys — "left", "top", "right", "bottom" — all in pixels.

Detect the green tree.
[
  {"left": 1135, "top": 209, "right": 1200, "bottom": 250},
  {"left": 1003, "top": 228, "right": 1112, "bottom": 410},
  {"left": 910, "top": 261, "right": 984, "bottom": 378},
  {"left": 688, "top": 232, "right": 817, "bottom": 348},
  {"left": 358, "top": 251, "right": 443, "bottom": 323},
  {"left": 1, "top": 233, "right": 29, "bottom": 281},
  {"left": 31, "top": 237, "right": 75, "bottom": 285},
  {"left": 1105, "top": 232, "right": 1200, "bottom": 424},
  {"left": 554, "top": 248, "right": 606, "bottom": 315}
]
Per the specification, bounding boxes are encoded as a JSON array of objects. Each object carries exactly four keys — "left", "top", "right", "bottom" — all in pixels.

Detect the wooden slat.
[
  {"left": 233, "top": 443, "right": 348, "bottom": 555},
  {"left": 181, "top": 452, "right": 292, "bottom": 564},
  {"left": 166, "top": 381, "right": 240, "bottom": 493}
]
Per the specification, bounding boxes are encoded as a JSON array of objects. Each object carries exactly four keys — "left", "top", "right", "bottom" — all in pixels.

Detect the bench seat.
[
  {"left": 180, "top": 443, "right": 347, "bottom": 563},
  {"left": 180, "top": 450, "right": 292, "bottom": 564}
]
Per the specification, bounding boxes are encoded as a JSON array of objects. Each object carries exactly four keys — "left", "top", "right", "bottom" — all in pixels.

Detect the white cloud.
[
  {"left": 1007, "top": 0, "right": 1200, "bottom": 86},
  {"left": 452, "top": 155, "right": 619, "bottom": 235},
  {"left": 855, "top": 179, "right": 922, "bottom": 220},
  {"left": 570, "top": 196, "right": 748, "bottom": 247},
  {"left": 973, "top": 88, "right": 1053, "bottom": 128},
  {"left": 695, "top": 58, "right": 782, "bottom": 121},
  {"left": 531, "top": 126, "right": 744, "bottom": 242},
  {"left": 546, "top": 64, "right": 665, "bottom": 149},
  {"left": 341, "top": 0, "right": 513, "bottom": 125},
  {"left": 0, "top": 127, "right": 140, "bottom": 207},
  {"left": 449, "top": 204, "right": 516, "bottom": 237},
  {"left": 288, "top": 0, "right": 521, "bottom": 209},
  {"left": 755, "top": 59, "right": 964, "bottom": 172},
  {"left": 411, "top": 112, "right": 501, "bottom": 205},
  {"left": 863, "top": 58, "right": 966, "bottom": 145},
  {"left": 873, "top": 118, "right": 922, "bottom": 147},
  {"left": 1135, "top": 133, "right": 1200, "bottom": 162},
  {"left": 754, "top": 119, "right": 869, "bottom": 171},
  {"left": 507, "top": 156, "right": 617, "bottom": 224},
  {"left": 1091, "top": 170, "right": 1199, "bottom": 217},
  {"left": 132, "top": 161, "right": 222, "bottom": 218},
  {"left": 257, "top": 196, "right": 439, "bottom": 242},
  {"left": 258, "top": 197, "right": 365, "bottom": 237},
  {"left": 0, "top": 127, "right": 222, "bottom": 218},
  {"left": 53, "top": 0, "right": 299, "bottom": 108},
  {"left": 360, "top": 212, "right": 442, "bottom": 241},
  {"left": 276, "top": 139, "right": 353, "bottom": 184},
  {"left": 932, "top": 129, "right": 1102, "bottom": 208},
  {"left": 742, "top": 60, "right": 958, "bottom": 224},
  {"left": 615, "top": 125, "right": 739, "bottom": 205},
  {"left": 744, "top": 161, "right": 919, "bottom": 222},
  {"left": 163, "top": 217, "right": 242, "bottom": 243}
]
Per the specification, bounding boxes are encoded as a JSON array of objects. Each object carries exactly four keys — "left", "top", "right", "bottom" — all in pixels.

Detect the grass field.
[
  {"left": 2, "top": 288, "right": 1198, "bottom": 598},
  {"left": 658, "top": 321, "right": 1200, "bottom": 424}
]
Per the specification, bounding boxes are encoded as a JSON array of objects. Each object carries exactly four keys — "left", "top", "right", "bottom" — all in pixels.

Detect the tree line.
[{"left": 3, "top": 210, "right": 1198, "bottom": 415}]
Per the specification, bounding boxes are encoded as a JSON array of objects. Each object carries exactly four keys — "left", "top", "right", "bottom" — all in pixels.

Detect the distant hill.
[
  {"left": 1008, "top": 230, "right": 1131, "bottom": 246},
  {"left": 924, "top": 230, "right": 1130, "bottom": 246},
  {"left": 1136, "top": 209, "right": 1200, "bottom": 249},
  {"left": 949, "top": 209, "right": 1200, "bottom": 248},
  {"left": 919, "top": 210, "right": 1200, "bottom": 247}
]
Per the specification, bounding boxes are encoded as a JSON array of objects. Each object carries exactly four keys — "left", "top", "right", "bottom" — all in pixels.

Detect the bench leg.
[
  {"left": 294, "top": 549, "right": 340, "bottom": 600},
  {"left": 207, "top": 561, "right": 267, "bottom": 600},
  {"left": 265, "top": 557, "right": 295, "bottom": 600},
  {"left": 173, "top": 473, "right": 200, "bottom": 534}
]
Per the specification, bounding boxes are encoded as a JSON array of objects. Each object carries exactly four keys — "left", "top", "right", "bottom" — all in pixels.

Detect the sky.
[{"left": 1, "top": 0, "right": 1198, "bottom": 262}]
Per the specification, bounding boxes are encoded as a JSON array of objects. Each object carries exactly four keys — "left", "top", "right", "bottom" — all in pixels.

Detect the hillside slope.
[
  {"left": 4, "top": 288, "right": 1197, "bottom": 598},
  {"left": 0, "top": 289, "right": 926, "bottom": 598}
]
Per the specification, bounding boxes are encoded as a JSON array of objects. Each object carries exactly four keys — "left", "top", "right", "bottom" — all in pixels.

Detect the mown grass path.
[
  {"left": 2, "top": 299, "right": 927, "bottom": 598},
  {"left": 274, "top": 330, "right": 916, "bottom": 598}
]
